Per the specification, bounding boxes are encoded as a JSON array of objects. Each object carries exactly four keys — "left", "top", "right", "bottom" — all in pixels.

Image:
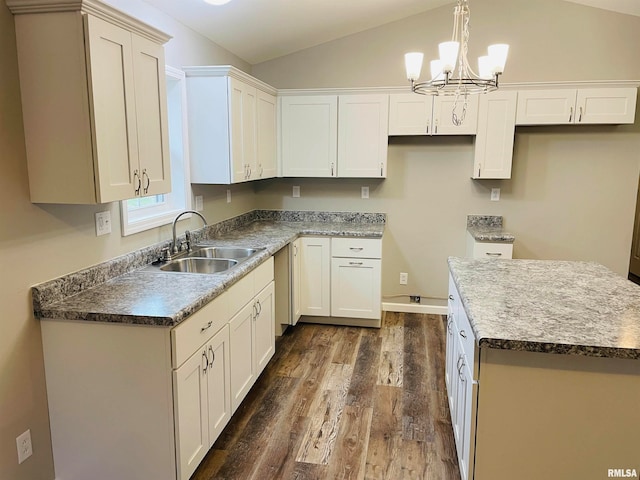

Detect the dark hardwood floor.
[{"left": 192, "top": 312, "right": 461, "bottom": 480}]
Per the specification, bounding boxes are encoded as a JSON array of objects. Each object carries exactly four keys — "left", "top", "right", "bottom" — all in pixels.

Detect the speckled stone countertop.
[
  {"left": 466, "top": 215, "right": 515, "bottom": 243},
  {"left": 33, "top": 210, "right": 385, "bottom": 327},
  {"left": 448, "top": 257, "right": 640, "bottom": 359}
]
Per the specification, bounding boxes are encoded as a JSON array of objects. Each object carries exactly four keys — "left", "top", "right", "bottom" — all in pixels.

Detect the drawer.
[
  {"left": 171, "top": 294, "right": 229, "bottom": 369},
  {"left": 471, "top": 241, "right": 513, "bottom": 260},
  {"left": 228, "top": 256, "right": 274, "bottom": 316},
  {"left": 331, "top": 237, "right": 382, "bottom": 259},
  {"left": 254, "top": 256, "right": 274, "bottom": 293}
]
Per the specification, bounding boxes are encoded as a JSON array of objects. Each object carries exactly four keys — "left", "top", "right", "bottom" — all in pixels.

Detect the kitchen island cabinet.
[{"left": 447, "top": 257, "right": 640, "bottom": 480}]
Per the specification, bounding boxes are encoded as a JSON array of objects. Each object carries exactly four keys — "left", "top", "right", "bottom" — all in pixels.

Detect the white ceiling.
[{"left": 141, "top": 0, "right": 640, "bottom": 65}]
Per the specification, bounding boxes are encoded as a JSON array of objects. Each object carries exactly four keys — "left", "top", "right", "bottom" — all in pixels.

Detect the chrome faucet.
[{"left": 171, "top": 210, "right": 208, "bottom": 254}]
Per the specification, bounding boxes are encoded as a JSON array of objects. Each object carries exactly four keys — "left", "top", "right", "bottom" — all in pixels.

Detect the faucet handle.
[
  {"left": 185, "top": 230, "right": 192, "bottom": 252},
  {"left": 160, "top": 247, "right": 172, "bottom": 262}
]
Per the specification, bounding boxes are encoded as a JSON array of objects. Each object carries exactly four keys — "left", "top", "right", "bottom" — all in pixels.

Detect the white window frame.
[{"left": 120, "top": 65, "right": 192, "bottom": 236}]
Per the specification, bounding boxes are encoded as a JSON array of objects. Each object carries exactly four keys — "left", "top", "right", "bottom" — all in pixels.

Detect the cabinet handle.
[
  {"left": 447, "top": 317, "right": 453, "bottom": 332},
  {"left": 348, "top": 261, "right": 364, "bottom": 266},
  {"left": 133, "top": 170, "right": 141, "bottom": 195},
  {"left": 477, "top": 165, "right": 481, "bottom": 177},
  {"left": 457, "top": 354, "right": 464, "bottom": 373},
  {"left": 578, "top": 106, "right": 583, "bottom": 122},
  {"left": 293, "top": 244, "right": 298, "bottom": 256},
  {"left": 331, "top": 163, "right": 335, "bottom": 176},
  {"left": 202, "top": 350, "right": 209, "bottom": 374},
  {"left": 349, "top": 247, "right": 364, "bottom": 251},
  {"left": 208, "top": 345, "right": 215, "bottom": 365},
  {"left": 200, "top": 320, "right": 213, "bottom": 333},
  {"left": 485, "top": 252, "right": 502, "bottom": 257},
  {"left": 142, "top": 169, "right": 150, "bottom": 194},
  {"left": 256, "top": 299, "right": 262, "bottom": 315},
  {"left": 248, "top": 164, "right": 252, "bottom": 178},
  {"left": 380, "top": 163, "right": 384, "bottom": 177},
  {"left": 459, "top": 330, "right": 467, "bottom": 339},
  {"left": 569, "top": 106, "right": 573, "bottom": 122}
]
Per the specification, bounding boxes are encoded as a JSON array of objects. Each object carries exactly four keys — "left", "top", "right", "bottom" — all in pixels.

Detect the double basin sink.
[{"left": 154, "top": 246, "right": 264, "bottom": 274}]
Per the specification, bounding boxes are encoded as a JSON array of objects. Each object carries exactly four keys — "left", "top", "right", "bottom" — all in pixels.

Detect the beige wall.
[
  {"left": 0, "top": 1, "right": 256, "bottom": 479},
  {"left": 253, "top": 0, "right": 640, "bottom": 298}
]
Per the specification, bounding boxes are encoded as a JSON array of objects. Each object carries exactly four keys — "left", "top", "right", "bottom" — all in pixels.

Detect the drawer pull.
[
  {"left": 485, "top": 252, "right": 502, "bottom": 257},
  {"left": 448, "top": 294, "right": 454, "bottom": 301},
  {"left": 459, "top": 330, "right": 467, "bottom": 339},
  {"left": 349, "top": 247, "right": 364, "bottom": 251},
  {"left": 349, "top": 261, "right": 364, "bottom": 266},
  {"left": 200, "top": 321, "right": 213, "bottom": 333}
]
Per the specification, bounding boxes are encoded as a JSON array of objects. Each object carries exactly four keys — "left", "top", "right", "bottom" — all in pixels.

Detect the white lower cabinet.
[
  {"left": 447, "top": 274, "right": 478, "bottom": 480},
  {"left": 299, "top": 236, "right": 382, "bottom": 326},
  {"left": 173, "top": 325, "right": 231, "bottom": 480},
  {"left": 466, "top": 232, "right": 513, "bottom": 260},
  {"left": 40, "top": 258, "right": 275, "bottom": 480}
]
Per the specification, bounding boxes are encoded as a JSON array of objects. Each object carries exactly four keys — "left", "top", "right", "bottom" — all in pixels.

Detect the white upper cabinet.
[
  {"left": 184, "top": 66, "right": 277, "bottom": 184},
  {"left": 280, "top": 94, "right": 388, "bottom": 178},
  {"left": 8, "top": 0, "right": 171, "bottom": 204},
  {"left": 516, "top": 87, "right": 637, "bottom": 125},
  {"left": 388, "top": 93, "right": 479, "bottom": 135},
  {"left": 281, "top": 96, "right": 338, "bottom": 177},
  {"left": 473, "top": 90, "right": 517, "bottom": 179},
  {"left": 337, "top": 94, "right": 388, "bottom": 178}
]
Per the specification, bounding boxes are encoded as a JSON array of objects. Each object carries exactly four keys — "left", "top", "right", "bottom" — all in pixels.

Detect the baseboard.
[
  {"left": 382, "top": 298, "right": 447, "bottom": 315},
  {"left": 298, "top": 315, "right": 382, "bottom": 328}
]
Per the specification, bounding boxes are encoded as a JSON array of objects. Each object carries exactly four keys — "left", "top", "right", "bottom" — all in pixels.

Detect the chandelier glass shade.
[{"left": 404, "top": 0, "right": 509, "bottom": 100}]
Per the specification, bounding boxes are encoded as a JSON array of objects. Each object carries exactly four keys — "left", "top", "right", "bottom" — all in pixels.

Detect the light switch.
[
  {"left": 195, "top": 195, "right": 204, "bottom": 211},
  {"left": 95, "top": 211, "right": 111, "bottom": 236},
  {"left": 361, "top": 186, "right": 369, "bottom": 199},
  {"left": 292, "top": 186, "right": 300, "bottom": 198},
  {"left": 491, "top": 188, "right": 500, "bottom": 201}
]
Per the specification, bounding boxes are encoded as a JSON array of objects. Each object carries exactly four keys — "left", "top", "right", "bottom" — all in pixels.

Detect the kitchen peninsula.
[{"left": 447, "top": 257, "right": 640, "bottom": 480}]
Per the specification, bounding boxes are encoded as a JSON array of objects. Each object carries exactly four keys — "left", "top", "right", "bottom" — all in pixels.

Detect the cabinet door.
[
  {"left": 433, "top": 95, "right": 479, "bottom": 135},
  {"left": 515, "top": 89, "right": 577, "bottom": 125},
  {"left": 291, "top": 239, "right": 302, "bottom": 325},
  {"left": 456, "top": 354, "right": 474, "bottom": 480},
  {"left": 337, "top": 94, "right": 389, "bottom": 178},
  {"left": 445, "top": 312, "right": 456, "bottom": 409},
  {"left": 131, "top": 34, "right": 171, "bottom": 196},
  {"left": 575, "top": 88, "right": 637, "bottom": 124},
  {"left": 205, "top": 326, "right": 231, "bottom": 448},
  {"left": 256, "top": 90, "right": 277, "bottom": 179},
  {"left": 300, "top": 237, "right": 331, "bottom": 316},
  {"left": 173, "top": 345, "right": 209, "bottom": 480},
  {"left": 281, "top": 96, "right": 337, "bottom": 177},
  {"left": 85, "top": 15, "right": 138, "bottom": 203},
  {"left": 388, "top": 93, "right": 432, "bottom": 135},
  {"left": 229, "top": 78, "right": 257, "bottom": 183},
  {"left": 473, "top": 90, "right": 517, "bottom": 179},
  {"left": 330, "top": 258, "right": 381, "bottom": 319},
  {"left": 254, "top": 282, "right": 275, "bottom": 375},
  {"left": 229, "top": 301, "right": 256, "bottom": 412}
]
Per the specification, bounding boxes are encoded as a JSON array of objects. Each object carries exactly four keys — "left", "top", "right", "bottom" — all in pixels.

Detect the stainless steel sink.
[
  {"left": 159, "top": 258, "right": 238, "bottom": 274},
  {"left": 187, "top": 246, "right": 260, "bottom": 260}
]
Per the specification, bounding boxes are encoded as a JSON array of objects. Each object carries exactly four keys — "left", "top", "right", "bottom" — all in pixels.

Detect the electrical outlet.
[
  {"left": 226, "top": 189, "right": 231, "bottom": 203},
  {"left": 16, "top": 429, "right": 32, "bottom": 464},
  {"left": 195, "top": 195, "right": 203, "bottom": 211},
  {"left": 491, "top": 188, "right": 500, "bottom": 201},
  {"left": 95, "top": 211, "right": 111, "bottom": 236},
  {"left": 361, "top": 186, "right": 369, "bottom": 199},
  {"left": 399, "top": 272, "right": 408, "bottom": 285},
  {"left": 292, "top": 186, "right": 300, "bottom": 198}
]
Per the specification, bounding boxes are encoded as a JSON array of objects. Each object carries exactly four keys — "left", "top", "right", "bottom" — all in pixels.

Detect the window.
[{"left": 120, "top": 66, "right": 192, "bottom": 236}]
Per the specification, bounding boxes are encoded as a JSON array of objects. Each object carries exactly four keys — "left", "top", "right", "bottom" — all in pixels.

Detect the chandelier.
[{"left": 404, "top": 0, "right": 509, "bottom": 124}]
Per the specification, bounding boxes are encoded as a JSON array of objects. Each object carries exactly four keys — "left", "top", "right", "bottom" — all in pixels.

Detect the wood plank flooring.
[{"left": 192, "top": 312, "right": 461, "bottom": 480}]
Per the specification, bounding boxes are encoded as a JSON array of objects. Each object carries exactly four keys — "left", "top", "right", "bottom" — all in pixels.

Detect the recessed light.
[{"left": 203, "top": 0, "right": 232, "bottom": 5}]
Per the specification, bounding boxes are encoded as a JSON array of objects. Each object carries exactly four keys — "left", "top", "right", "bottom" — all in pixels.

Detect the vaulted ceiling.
[{"left": 141, "top": 0, "right": 640, "bottom": 65}]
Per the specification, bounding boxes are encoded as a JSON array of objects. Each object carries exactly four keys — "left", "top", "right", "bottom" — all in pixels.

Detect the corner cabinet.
[
  {"left": 516, "top": 87, "right": 637, "bottom": 125},
  {"left": 472, "top": 90, "right": 517, "bottom": 179},
  {"left": 184, "top": 66, "right": 277, "bottom": 184},
  {"left": 280, "top": 94, "right": 388, "bottom": 178},
  {"left": 8, "top": 0, "right": 171, "bottom": 204}
]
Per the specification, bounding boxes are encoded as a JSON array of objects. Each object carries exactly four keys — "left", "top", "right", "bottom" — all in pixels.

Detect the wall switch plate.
[
  {"left": 16, "top": 429, "right": 32, "bottom": 464},
  {"left": 399, "top": 272, "right": 408, "bottom": 285},
  {"left": 491, "top": 188, "right": 500, "bottom": 201},
  {"left": 95, "top": 211, "right": 111, "bottom": 236},
  {"left": 226, "top": 189, "right": 231, "bottom": 203},
  {"left": 195, "top": 195, "right": 203, "bottom": 211},
  {"left": 292, "top": 186, "right": 300, "bottom": 198},
  {"left": 361, "top": 186, "right": 369, "bottom": 199}
]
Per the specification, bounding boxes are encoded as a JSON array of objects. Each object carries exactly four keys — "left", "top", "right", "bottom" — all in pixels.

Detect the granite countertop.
[
  {"left": 466, "top": 214, "right": 515, "bottom": 243},
  {"left": 33, "top": 211, "right": 385, "bottom": 327},
  {"left": 448, "top": 257, "right": 640, "bottom": 359}
]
